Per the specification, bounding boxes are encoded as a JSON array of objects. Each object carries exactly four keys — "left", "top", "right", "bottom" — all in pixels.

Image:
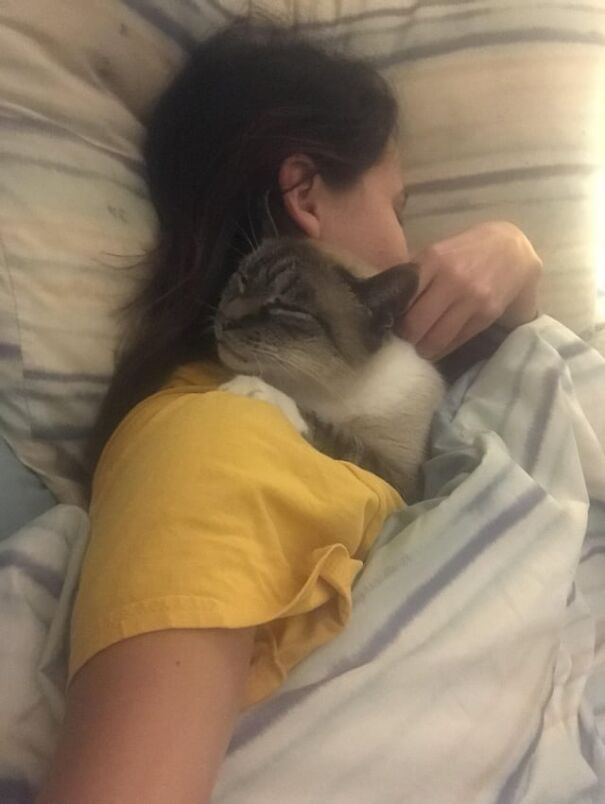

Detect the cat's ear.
[{"left": 354, "top": 263, "right": 419, "bottom": 331}]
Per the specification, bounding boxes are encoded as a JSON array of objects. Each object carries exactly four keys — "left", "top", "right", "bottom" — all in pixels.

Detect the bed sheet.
[{"left": 215, "top": 314, "right": 605, "bottom": 804}]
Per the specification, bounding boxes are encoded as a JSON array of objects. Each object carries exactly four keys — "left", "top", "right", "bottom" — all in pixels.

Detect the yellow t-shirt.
[{"left": 69, "top": 361, "right": 403, "bottom": 707}]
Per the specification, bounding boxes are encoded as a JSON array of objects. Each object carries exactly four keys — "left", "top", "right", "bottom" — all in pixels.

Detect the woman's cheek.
[{"left": 374, "top": 222, "right": 410, "bottom": 270}]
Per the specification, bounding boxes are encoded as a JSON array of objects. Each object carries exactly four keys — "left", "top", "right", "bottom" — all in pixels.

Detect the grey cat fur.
[{"left": 214, "top": 238, "right": 445, "bottom": 502}]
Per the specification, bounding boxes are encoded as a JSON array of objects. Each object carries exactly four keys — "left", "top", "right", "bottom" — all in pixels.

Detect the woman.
[{"left": 38, "top": 17, "right": 542, "bottom": 803}]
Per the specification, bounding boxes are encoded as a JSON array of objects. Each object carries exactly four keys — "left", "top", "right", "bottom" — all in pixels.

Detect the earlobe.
[{"left": 278, "top": 154, "right": 322, "bottom": 239}]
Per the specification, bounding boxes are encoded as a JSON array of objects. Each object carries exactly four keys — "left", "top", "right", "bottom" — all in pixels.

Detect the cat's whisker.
[
  {"left": 230, "top": 244, "right": 248, "bottom": 260},
  {"left": 244, "top": 231, "right": 256, "bottom": 252},
  {"left": 246, "top": 202, "right": 260, "bottom": 249},
  {"left": 269, "top": 346, "right": 320, "bottom": 379},
  {"left": 255, "top": 348, "right": 302, "bottom": 385},
  {"left": 236, "top": 223, "right": 257, "bottom": 254}
]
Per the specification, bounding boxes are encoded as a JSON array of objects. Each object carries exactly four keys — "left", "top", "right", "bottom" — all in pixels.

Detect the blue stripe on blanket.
[
  {"left": 0, "top": 550, "right": 64, "bottom": 597},
  {"left": 524, "top": 367, "right": 562, "bottom": 473},
  {"left": 495, "top": 677, "right": 556, "bottom": 804},
  {"left": 213, "top": 317, "right": 605, "bottom": 804},
  {"left": 231, "top": 481, "right": 546, "bottom": 754}
]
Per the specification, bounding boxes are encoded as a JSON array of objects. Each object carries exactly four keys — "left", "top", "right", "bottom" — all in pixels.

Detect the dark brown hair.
[{"left": 84, "top": 16, "right": 399, "bottom": 499}]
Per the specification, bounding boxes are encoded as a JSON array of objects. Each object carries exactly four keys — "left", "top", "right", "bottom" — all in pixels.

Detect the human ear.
[{"left": 278, "top": 154, "right": 322, "bottom": 239}]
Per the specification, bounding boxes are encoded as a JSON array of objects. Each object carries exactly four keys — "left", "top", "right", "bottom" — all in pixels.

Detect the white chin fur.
[{"left": 312, "top": 336, "right": 445, "bottom": 424}]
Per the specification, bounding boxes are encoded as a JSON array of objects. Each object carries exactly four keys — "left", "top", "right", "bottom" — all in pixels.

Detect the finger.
[
  {"left": 429, "top": 314, "right": 491, "bottom": 362},
  {"left": 398, "top": 274, "right": 455, "bottom": 345},
  {"left": 414, "top": 300, "right": 480, "bottom": 360}
]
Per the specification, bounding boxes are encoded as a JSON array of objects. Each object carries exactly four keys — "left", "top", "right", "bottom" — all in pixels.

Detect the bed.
[{"left": 1, "top": 2, "right": 605, "bottom": 802}]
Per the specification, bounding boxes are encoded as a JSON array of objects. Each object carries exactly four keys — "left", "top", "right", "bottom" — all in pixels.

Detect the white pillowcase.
[{"left": 0, "top": 0, "right": 603, "bottom": 504}]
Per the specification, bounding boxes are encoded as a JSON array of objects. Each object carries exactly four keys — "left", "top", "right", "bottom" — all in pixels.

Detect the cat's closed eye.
[
  {"left": 267, "top": 300, "right": 313, "bottom": 321},
  {"left": 277, "top": 309, "right": 314, "bottom": 322}
]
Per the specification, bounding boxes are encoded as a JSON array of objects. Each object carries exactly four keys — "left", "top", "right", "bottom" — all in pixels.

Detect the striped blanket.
[
  {"left": 214, "top": 315, "right": 605, "bottom": 803},
  {"left": 1, "top": 314, "right": 605, "bottom": 803}
]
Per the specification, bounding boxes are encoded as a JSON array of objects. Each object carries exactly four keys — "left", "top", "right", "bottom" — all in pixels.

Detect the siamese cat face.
[{"left": 214, "top": 237, "right": 418, "bottom": 389}]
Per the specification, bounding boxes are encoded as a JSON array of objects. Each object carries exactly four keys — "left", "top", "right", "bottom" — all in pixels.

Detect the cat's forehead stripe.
[
  {"left": 274, "top": 271, "right": 300, "bottom": 298},
  {"left": 258, "top": 254, "right": 294, "bottom": 279},
  {"left": 266, "top": 263, "right": 292, "bottom": 283}
]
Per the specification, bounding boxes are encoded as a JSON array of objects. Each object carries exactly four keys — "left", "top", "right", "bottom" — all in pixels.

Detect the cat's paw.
[{"left": 219, "top": 375, "right": 309, "bottom": 436}]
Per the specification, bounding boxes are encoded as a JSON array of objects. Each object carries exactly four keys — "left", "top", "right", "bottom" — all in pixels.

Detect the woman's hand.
[{"left": 397, "top": 221, "right": 543, "bottom": 360}]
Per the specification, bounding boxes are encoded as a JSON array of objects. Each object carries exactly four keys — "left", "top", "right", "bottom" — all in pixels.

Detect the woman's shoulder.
[
  {"left": 106, "top": 361, "right": 308, "bottom": 453},
  {"left": 99, "top": 360, "right": 234, "bottom": 461},
  {"left": 160, "top": 359, "right": 234, "bottom": 394},
  {"left": 92, "top": 361, "right": 316, "bottom": 497},
  {"left": 92, "top": 360, "right": 403, "bottom": 514}
]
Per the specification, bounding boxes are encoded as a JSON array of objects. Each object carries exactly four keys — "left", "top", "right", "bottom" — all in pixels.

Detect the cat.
[{"left": 214, "top": 237, "right": 446, "bottom": 502}]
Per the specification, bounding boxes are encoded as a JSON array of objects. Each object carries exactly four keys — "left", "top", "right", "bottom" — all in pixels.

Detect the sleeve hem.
[
  {"left": 68, "top": 595, "right": 248, "bottom": 686},
  {"left": 69, "top": 539, "right": 359, "bottom": 689}
]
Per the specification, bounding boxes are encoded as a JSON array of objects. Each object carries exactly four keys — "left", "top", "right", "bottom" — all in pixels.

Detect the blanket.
[{"left": 1, "top": 315, "right": 604, "bottom": 803}]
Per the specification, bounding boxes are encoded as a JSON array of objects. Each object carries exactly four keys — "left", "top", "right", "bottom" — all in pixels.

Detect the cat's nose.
[{"left": 215, "top": 314, "right": 240, "bottom": 339}]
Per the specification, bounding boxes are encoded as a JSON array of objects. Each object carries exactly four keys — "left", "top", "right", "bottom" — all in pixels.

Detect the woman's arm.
[
  {"left": 398, "top": 220, "right": 543, "bottom": 360},
  {"left": 37, "top": 627, "right": 255, "bottom": 804},
  {"left": 495, "top": 262, "right": 542, "bottom": 329}
]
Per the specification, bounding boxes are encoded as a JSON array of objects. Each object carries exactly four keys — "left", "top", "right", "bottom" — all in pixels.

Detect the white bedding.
[{"left": 1, "top": 314, "right": 605, "bottom": 803}]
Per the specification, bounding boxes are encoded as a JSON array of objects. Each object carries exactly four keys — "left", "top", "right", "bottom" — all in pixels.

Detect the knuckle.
[
  {"left": 483, "top": 298, "right": 502, "bottom": 321},
  {"left": 474, "top": 283, "right": 493, "bottom": 307},
  {"left": 532, "top": 253, "right": 544, "bottom": 277},
  {"left": 423, "top": 243, "right": 440, "bottom": 259},
  {"left": 448, "top": 264, "right": 467, "bottom": 287},
  {"left": 423, "top": 245, "right": 447, "bottom": 270}
]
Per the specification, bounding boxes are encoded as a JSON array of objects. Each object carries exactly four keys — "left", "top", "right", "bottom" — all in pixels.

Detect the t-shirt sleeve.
[{"left": 69, "top": 386, "right": 401, "bottom": 703}]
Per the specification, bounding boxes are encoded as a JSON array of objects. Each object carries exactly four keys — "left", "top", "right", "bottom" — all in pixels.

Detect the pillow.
[
  {"left": 1, "top": 0, "right": 603, "bottom": 505},
  {"left": 292, "top": 0, "right": 604, "bottom": 332},
  {"left": 0, "top": 1, "right": 183, "bottom": 506}
]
